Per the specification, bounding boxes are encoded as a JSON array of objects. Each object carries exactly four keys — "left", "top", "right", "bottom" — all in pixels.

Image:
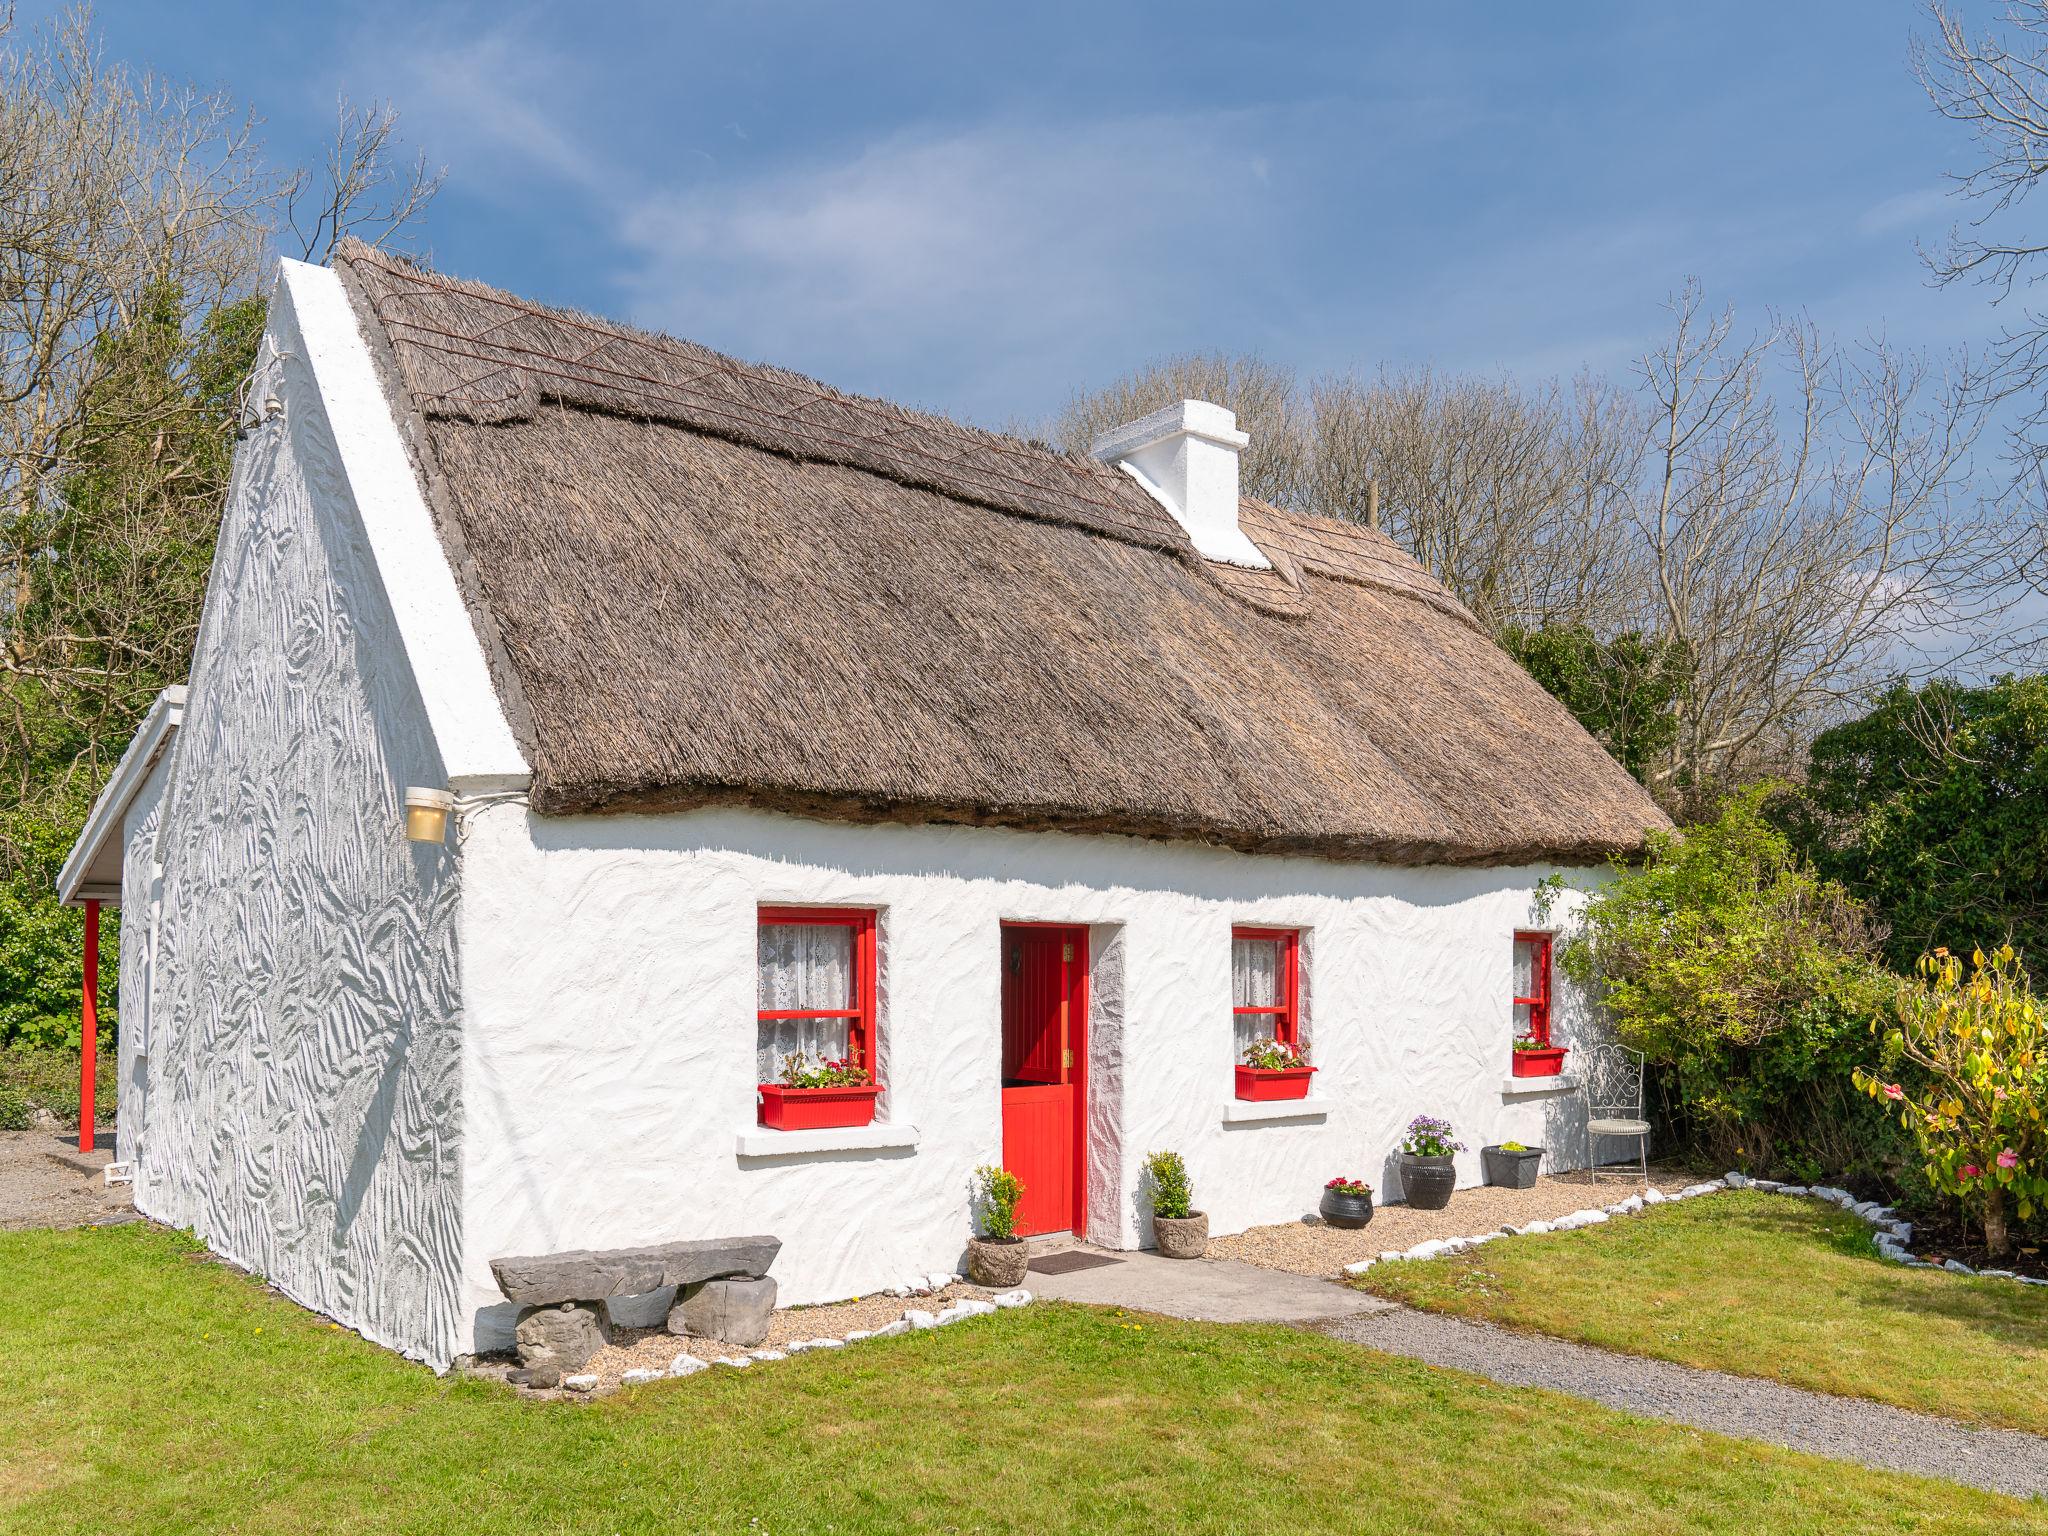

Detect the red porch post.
[{"left": 79, "top": 898, "right": 99, "bottom": 1153}]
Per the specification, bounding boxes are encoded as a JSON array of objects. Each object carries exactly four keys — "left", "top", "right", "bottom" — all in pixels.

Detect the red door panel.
[{"left": 999, "top": 925, "right": 1088, "bottom": 1238}]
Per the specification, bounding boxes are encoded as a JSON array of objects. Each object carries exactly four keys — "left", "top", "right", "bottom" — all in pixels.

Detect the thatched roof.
[{"left": 334, "top": 241, "right": 1669, "bottom": 866}]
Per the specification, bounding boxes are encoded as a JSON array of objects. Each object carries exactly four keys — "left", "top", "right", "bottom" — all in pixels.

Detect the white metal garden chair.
[{"left": 1583, "top": 1041, "right": 1650, "bottom": 1185}]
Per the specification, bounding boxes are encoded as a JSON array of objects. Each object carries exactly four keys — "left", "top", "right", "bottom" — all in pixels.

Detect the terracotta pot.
[
  {"left": 1400, "top": 1153, "right": 1456, "bottom": 1210},
  {"left": 1318, "top": 1188, "right": 1375, "bottom": 1228},
  {"left": 966, "top": 1236, "right": 1029, "bottom": 1288},
  {"left": 1153, "top": 1212, "right": 1209, "bottom": 1259}
]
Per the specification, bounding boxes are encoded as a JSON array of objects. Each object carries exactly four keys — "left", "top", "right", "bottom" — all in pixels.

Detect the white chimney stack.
[{"left": 1090, "top": 399, "right": 1270, "bottom": 569}]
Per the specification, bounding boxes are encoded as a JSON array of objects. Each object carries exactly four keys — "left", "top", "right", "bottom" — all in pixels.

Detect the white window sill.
[
  {"left": 1501, "top": 1073, "right": 1582, "bottom": 1097},
  {"left": 735, "top": 1123, "right": 920, "bottom": 1160},
  {"left": 1220, "top": 1096, "right": 1333, "bottom": 1125}
]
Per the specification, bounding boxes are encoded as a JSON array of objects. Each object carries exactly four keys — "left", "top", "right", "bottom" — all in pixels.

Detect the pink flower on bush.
[
  {"left": 1960, "top": 1164, "right": 1982, "bottom": 1179},
  {"left": 1997, "top": 1148, "right": 2021, "bottom": 1170},
  {"left": 1882, "top": 1083, "right": 1904, "bottom": 1100}
]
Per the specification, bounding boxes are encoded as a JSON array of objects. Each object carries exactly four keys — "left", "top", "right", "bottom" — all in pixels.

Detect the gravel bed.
[
  {"left": 1210, "top": 1169, "right": 1692, "bottom": 1277},
  {"left": 1328, "top": 1307, "right": 2048, "bottom": 1499},
  {"left": 577, "top": 1282, "right": 999, "bottom": 1390},
  {"left": 0, "top": 1129, "right": 132, "bottom": 1229}
]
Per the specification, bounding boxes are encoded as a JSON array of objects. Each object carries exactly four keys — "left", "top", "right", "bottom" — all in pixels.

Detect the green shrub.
[
  {"left": 971, "top": 1165, "right": 1024, "bottom": 1240},
  {"left": 0, "top": 1083, "right": 31, "bottom": 1130},
  {"left": 1784, "top": 675, "right": 2048, "bottom": 974},
  {"left": 1142, "top": 1150, "right": 1195, "bottom": 1220},
  {"left": 1858, "top": 946, "right": 2048, "bottom": 1258},
  {"left": 1562, "top": 786, "right": 1905, "bottom": 1182},
  {"left": 0, "top": 1040, "right": 115, "bottom": 1126}
]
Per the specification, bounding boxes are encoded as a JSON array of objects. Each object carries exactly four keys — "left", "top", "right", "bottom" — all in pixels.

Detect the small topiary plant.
[
  {"left": 972, "top": 1164, "right": 1024, "bottom": 1240},
  {"left": 1142, "top": 1149, "right": 1195, "bottom": 1220}
]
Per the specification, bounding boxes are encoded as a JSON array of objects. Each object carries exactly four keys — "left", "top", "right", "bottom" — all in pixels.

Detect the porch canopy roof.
[
  {"left": 56, "top": 685, "right": 184, "bottom": 907},
  {"left": 336, "top": 242, "right": 1671, "bottom": 869}
]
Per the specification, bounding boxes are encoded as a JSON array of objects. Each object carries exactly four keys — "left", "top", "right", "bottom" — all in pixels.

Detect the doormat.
[{"left": 1028, "top": 1250, "right": 1125, "bottom": 1275}]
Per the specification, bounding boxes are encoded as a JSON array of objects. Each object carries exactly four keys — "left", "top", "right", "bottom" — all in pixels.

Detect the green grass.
[
  {"left": 1, "top": 1226, "right": 2041, "bottom": 1534},
  {"left": 1359, "top": 1188, "right": 2048, "bottom": 1435}
]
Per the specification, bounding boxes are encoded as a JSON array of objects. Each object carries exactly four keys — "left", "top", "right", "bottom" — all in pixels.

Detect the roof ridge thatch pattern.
[{"left": 333, "top": 241, "right": 1670, "bottom": 866}]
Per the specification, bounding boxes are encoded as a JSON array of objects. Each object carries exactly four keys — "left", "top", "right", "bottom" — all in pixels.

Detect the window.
[
  {"left": 1231, "top": 927, "right": 1300, "bottom": 1058},
  {"left": 757, "top": 907, "right": 876, "bottom": 1084},
  {"left": 1513, "top": 931, "right": 1552, "bottom": 1045}
]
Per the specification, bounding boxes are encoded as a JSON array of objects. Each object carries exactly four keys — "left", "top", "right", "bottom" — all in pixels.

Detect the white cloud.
[{"left": 1858, "top": 185, "right": 1954, "bottom": 238}]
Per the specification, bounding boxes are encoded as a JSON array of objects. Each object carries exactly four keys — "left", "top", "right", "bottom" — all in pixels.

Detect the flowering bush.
[
  {"left": 1856, "top": 946, "right": 2048, "bottom": 1258},
  {"left": 1324, "top": 1176, "right": 1371, "bottom": 1198},
  {"left": 775, "top": 1049, "right": 873, "bottom": 1089},
  {"left": 1512, "top": 1036, "right": 1563, "bottom": 1053},
  {"left": 972, "top": 1164, "right": 1025, "bottom": 1240},
  {"left": 1143, "top": 1149, "right": 1196, "bottom": 1221},
  {"left": 1241, "top": 1036, "right": 1309, "bottom": 1071},
  {"left": 1401, "top": 1115, "right": 1465, "bottom": 1158}
]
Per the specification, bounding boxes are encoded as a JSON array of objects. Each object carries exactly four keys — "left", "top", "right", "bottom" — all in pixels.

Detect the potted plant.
[
  {"left": 757, "top": 1049, "right": 881, "bottom": 1130},
  {"left": 1511, "top": 1036, "right": 1570, "bottom": 1078},
  {"left": 1319, "top": 1175, "right": 1374, "bottom": 1228},
  {"left": 1482, "top": 1140, "right": 1544, "bottom": 1189},
  {"left": 1143, "top": 1150, "right": 1208, "bottom": 1258},
  {"left": 1398, "top": 1114, "right": 1464, "bottom": 1210},
  {"left": 966, "top": 1164, "right": 1030, "bottom": 1287},
  {"left": 1235, "top": 1036, "right": 1316, "bottom": 1101}
]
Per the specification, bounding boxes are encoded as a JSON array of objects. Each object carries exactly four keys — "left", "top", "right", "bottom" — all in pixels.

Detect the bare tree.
[
  {"left": 1629, "top": 282, "right": 2012, "bottom": 815},
  {"left": 287, "top": 96, "right": 442, "bottom": 264},
  {"left": 1916, "top": 2, "right": 2048, "bottom": 595}
]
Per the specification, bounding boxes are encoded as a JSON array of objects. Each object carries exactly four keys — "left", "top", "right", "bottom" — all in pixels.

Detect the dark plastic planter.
[
  {"left": 1400, "top": 1153, "right": 1456, "bottom": 1210},
  {"left": 1318, "top": 1188, "right": 1375, "bottom": 1228},
  {"left": 1482, "top": 1144, "right": 1543, "bottom": 1189}
]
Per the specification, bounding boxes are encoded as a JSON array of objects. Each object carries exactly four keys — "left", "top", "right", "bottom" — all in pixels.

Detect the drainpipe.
[{"left": 79, "top": 899, "right": 98, "bottom": 1154}]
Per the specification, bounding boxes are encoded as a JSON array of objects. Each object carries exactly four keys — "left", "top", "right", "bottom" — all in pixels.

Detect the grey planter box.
[{"left": 1482, "top": 1144, "right": 1543, "bottom": 1189}]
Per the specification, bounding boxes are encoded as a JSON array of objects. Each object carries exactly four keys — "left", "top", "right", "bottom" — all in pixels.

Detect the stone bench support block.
[
  {"left": 492, "top": 1235, "right": 781, "bottom": 1306},
  {"left": 671, "top": 1276, "right": 778, "bottom": 1348}
]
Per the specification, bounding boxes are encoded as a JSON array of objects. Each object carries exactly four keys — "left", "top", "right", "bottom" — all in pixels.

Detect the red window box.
[
  {"left": 1234, "top": 1064, "right": 1316, "bottom": 1101},
  {"left": 757, "top": 1083, "right": 882, "bottom": 1130},
  {"left": 1511, "top": 1046, "right": 1569, "bottom": 1078}
]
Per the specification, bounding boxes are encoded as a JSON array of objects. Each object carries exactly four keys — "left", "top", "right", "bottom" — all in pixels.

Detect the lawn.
[
  {"left": 1358, "top": 1188, "right": 2048, "bottom": 1436},
  {"left": 3, "top": 1226, "right": 2043, "bottom": 1535}
]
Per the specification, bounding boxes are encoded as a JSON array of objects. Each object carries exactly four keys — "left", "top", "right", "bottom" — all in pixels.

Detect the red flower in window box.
[
  {"left": 759, "top": 1051, "right": 881, "bottom": 1130},
  {"left": 1511, "top": 1040, "right": 1569, "bottom": 1077}
]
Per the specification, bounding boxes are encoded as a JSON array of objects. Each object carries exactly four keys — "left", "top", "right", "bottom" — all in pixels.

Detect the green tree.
[
  {"left": 1561, "top": 786, "right": 1902, "bottom": 1181},
  {"left": 1499, "top": 624, "right": 1688, "bottom": 783},
  {"left": 1784, "top": 676, "right": 2048, "bottom": 973}
]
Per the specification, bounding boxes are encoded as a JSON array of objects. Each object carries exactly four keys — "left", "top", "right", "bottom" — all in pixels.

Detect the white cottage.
[{"left": 59, "top": 243, "right": 1669, "bottom": 1369}]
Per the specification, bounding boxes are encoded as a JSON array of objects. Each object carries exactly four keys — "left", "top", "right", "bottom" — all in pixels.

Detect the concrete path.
[
  {"left": 1025, "top": 1247, "right": 1393, "bottom": 1325},
  {"left": 1328, "top": 1307, "right": 2048, "bottom": 1500}
]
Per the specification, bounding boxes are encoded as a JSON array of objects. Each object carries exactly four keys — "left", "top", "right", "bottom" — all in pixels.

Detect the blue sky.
[{"left": 73, "top": 2, "right": 1996, "bottom": 427}]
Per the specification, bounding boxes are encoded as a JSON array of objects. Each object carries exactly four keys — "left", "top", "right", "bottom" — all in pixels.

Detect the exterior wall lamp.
[{"left": 403, "top": 786, "right": 455, "bottom": 844}]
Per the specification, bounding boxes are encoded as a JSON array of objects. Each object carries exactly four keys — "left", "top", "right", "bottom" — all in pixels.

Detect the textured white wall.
[
  {"left": 114, "top": 755, "right": 170, "bottom": 1166},
  {"left": 135, "top": 280, "right": 469, "bottom": 1369},
  {"left": 458, "top": 802, "right": 1601, "bottom": 1352}
]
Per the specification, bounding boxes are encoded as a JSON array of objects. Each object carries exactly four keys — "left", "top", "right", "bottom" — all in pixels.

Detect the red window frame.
[
  {"left": 1232, "top": 926, "right": 1301, "bottom": 1048},
  {"left": 1513, "top": 930, "right": 1553, "bottom": 1045},
  {"left": 757, "top": 906, "right": 877, "bottom": 1080}
]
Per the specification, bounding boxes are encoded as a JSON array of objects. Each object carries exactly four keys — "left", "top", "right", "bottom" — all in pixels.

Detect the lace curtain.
[
  {"left": 1512, "top": 934, "right": 1542, "bottom": 1039},
  {"left": 1232, "top": 935, "right": 1281, "bottom": 1056},
  {"left": 758, "top": 923, "right": 853, "bottom": 1082}
]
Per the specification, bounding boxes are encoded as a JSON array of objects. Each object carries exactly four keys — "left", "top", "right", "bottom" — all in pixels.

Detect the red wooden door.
[{"left": 1000, "top": 925, "right": 1088, "bottom": 1237}]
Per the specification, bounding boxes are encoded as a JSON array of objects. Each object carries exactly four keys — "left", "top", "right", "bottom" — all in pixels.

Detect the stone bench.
[{"left": 495, "top": 1235, "right": 781, "bottom": 1382}]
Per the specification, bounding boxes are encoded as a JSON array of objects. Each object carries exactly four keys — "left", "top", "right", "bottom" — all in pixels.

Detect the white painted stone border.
[{"left": 1341, "top": 1170, "right": 2048, "bottom": 1289}]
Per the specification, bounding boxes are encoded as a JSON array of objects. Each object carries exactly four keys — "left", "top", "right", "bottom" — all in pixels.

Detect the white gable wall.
[
  {"left": 114, "top": 751, "right": 172, "bottom": 1166},
  {"left": 132, "top": 262, "right": 525, "bottom": 1371},
  {"left": 456, "top": 801, "right": 1599, "bottom": 1354}
]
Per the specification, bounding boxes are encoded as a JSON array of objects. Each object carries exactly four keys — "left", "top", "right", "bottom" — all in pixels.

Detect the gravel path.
[
  {"left": 0, "top": 1129, "right": 131, "bottom": 1230},
  {"left": 1329, "top": 1306, "right": 2048, "bottom": 1499}
]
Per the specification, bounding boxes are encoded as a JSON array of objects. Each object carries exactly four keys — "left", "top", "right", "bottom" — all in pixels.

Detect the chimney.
[{"left": 1090, "top": 400, "right": 1270, "bottom": 569}]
